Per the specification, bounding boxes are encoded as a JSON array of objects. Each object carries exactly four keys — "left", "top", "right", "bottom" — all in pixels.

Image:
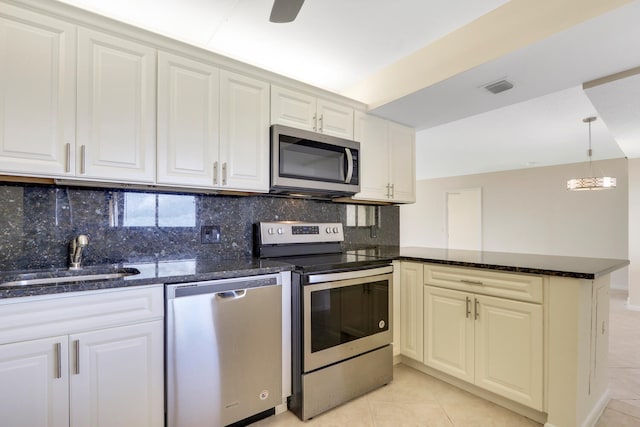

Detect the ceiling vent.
[{"left": 484, "top": 79, "right": 514, "bottom": 94}]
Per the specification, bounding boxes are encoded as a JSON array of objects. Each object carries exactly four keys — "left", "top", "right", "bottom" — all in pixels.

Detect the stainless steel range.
[{"left": 255, "top": 221, "right": 393, "bottom": 420}]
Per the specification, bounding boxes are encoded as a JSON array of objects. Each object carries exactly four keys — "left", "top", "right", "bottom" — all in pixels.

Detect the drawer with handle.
[{"left": 423, "top": 264, "right": 543, "bottom": 303}]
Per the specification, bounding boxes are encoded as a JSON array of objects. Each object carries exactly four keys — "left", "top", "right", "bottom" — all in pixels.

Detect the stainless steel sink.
[{"left": 0, "top": 268, "right": 140, "bottom": 288}]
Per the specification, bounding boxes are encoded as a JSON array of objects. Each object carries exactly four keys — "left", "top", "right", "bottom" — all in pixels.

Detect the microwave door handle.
[{"left": 345, "top": 148, "right": 353, "bottom": 183}]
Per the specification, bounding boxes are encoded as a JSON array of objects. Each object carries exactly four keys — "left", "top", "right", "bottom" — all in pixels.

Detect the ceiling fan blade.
[{"left": 269, "top": 0, "right": 305, "bottom": 23}]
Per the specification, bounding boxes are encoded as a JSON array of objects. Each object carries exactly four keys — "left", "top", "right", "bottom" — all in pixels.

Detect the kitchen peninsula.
[{"left": 395, "top": 247, "right": 629, "bottom": 427}]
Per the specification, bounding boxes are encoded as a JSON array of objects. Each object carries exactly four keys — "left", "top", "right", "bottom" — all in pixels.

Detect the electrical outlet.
[{"left": 201, "top": 225, "right": 221, "bottom": 244}]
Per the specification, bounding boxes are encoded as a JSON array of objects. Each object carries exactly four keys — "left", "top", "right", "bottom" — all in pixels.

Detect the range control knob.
[
  {"left": 332, "top": 227, "right": 339, "bottom": 233},
  {"left": 325, "top": 227, "right": 332, "bottom": 234},
  {"left": 267, "top": 228, "right": 274, "bottom": 235},
  {"left": 277, "top": 228, "right": 284, "bottom": 235}
]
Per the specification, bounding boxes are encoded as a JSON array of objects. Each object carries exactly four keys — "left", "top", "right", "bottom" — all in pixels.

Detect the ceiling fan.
[{"left": 269, "top": 0, "right": 305, "bottom": 23}]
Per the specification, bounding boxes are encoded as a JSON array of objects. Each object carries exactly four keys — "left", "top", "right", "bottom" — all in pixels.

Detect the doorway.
[{"left": 446, "top": 188, "right": 482, "bottom": 250}]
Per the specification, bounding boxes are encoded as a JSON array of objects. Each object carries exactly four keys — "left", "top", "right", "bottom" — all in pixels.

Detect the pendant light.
[{"left": 566, "top": 116, "right": 616, "bottom": 191}]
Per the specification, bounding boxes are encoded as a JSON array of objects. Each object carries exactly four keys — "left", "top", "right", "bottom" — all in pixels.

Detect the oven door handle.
[
  {"left": 344, "top": 148, "right": 353, "bottom": 183},
  {"left": 306, "top": 265, "right": 393, "bottom": 284}
]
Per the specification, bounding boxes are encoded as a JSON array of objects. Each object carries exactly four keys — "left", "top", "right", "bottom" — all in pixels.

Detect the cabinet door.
[
  {"left": 219, "top": 70, "right": 269, "bottom": 192},
  {"left": 591, "top": 280, "right": 609, "bottom": 397},
  {"left": 157, "top": 51, "right": 219, "bottom": 187},
  {"left": 0, "top": 336, "right": 69, "bottom": 427},
  {"left": 389, "top": 122, "right": 415, "bottom": 203},
  {"left": 474, "top": 294, "right": 543, "bottom": 410},
  {"left": 0, "top": 4, "right": 75, "bottom": 177},
  {"left": 316, "top": 98, "right": 354, "bottom": 139},
  {"left": 399, "top": 262, "right": 424, "bottom": 361},
  {"left": 423, "top": 286, "right": 474, "bottom": 382},
  {"left": 353, "top": 111, "right": 390, "bottom": 201},
  {"left": 270, "top": 85, "right": 316, "bottom": 131},
  {"left": 70, "top": 321, "right": 163, "bottom": 427},
  {"left": 77, "top": 27, "right": 156, "bottom": 183}
]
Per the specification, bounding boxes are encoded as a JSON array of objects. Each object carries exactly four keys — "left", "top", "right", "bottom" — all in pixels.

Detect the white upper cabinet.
[
  {"left": 157, "top": 52, "right": 220, "bottom": 187},
  {"left": 270, "top": 86, "right": 315, "bottom": 131},
  {"left": 354, "top": 112, "right": 389, "bottom": 201},
  {"left": 77, "top": 27, "right": 156, "bottom": 183},
  {"left": 220, "top": 70, "right": 270, "bottom": 192},
  {"left": 0, "top": 3, "right": 76, "bottom": 177},
  {"left": 157, "top": 55, "right": 268, "bottom": 192},
  {"left": 271, "top": 85, "right": 354, "bottom": 139},
  {"left": 389, "top": 122, "right": 416, "bottom": 203},
  {"left": 353, "top": 111, "right": 416, "bottom": 204}
]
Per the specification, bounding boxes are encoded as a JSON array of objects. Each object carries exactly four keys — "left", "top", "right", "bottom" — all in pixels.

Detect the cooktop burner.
[{"left": 274, "top": 251, "right": 391, "bottom": 274}]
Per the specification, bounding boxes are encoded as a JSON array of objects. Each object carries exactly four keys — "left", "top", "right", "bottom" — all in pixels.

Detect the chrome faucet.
[{"left": 69, "top": 234, "right": 89, "bottom": 270}]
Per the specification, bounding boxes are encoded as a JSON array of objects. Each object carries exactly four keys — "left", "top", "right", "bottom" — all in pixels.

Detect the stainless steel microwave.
[{"left": 270, "top": 124, "right": 360, "bottom": 197}]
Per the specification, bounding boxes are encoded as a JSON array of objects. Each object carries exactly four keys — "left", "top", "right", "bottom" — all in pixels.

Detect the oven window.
[
  {"left": 279, "top": 137, "right": 345, "bottom": 183},
  {"left": 310, "top": 281, "right": 389, "bottom": 353}
]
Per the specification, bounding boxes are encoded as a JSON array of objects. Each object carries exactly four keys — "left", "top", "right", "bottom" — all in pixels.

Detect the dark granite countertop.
[
  {"left": 0, "top": 257, "right": 294, "bottom": 299},
  {"left": 398, "top": 247, "right": 629, "bottom": 280},
  {"left": 1, "top": 246, "right": 629, "bottom": 299}
]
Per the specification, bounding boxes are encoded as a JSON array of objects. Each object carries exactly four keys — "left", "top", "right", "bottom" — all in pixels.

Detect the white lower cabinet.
[
  {"left": 399, "top": 262, "right": 423, "bottom": 361},
  {"left": 423, "top": 286, "right": 474, "bottom": 382},
  {"left": 0, "top": 285, "right": 164, "bottom": 427},
  {"left": 0, "top": 336, "right": 69, "bottom": 427},
  {"left": 424, "top": 284, "right": 543, "bottom": 410},
  {"left": 70, "top": 321, "right": 163, "bottom": 427}
]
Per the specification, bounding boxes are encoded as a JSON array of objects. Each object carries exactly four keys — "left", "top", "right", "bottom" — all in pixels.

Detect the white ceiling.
[
  {"left": 56, "top": 0, "right": 509, "bottom": 92},
  {"left": 55, "top": 0, "right": 640, "bottom": 180}
]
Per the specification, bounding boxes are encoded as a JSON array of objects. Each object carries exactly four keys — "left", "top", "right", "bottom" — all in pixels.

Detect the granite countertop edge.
[
  {"left": 0, "top": 260, "right": 295, "bottom": 300},
  {"left": 397, "top": 247, "right": 630, "bottom": 280}
]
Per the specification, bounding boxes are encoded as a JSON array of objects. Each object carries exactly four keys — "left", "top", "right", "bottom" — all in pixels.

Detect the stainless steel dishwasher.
[{"left": 166, "top": 274, "right": 283, "bottom": 427}]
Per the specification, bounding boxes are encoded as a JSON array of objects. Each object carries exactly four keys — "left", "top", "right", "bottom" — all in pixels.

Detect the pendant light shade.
[{"left": 566, "top": 117, "right": 616, "bottom": 191}]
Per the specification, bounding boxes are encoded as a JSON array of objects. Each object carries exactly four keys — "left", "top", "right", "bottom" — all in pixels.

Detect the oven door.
[{"left": 302, "top": 266, "right": 392, "bottom": 372}]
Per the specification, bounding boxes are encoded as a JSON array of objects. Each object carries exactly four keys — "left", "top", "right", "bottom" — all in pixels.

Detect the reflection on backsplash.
[
  {"left": 116, "top": 193, "right": 197, "bottom": 228},
  {"left": 0, "top": 183, "right": 399, "bottom": 271}
]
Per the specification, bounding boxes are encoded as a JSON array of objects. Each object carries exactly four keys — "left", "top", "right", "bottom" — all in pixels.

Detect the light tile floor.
[{"left": 253, "top": 289, "right": 640, "bottom": 426}]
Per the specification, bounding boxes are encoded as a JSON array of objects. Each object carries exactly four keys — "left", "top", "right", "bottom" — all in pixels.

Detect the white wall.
[
  {"left": 628, "top": 158, "right": 640, "bottom": 306},
  {"left": 400, "top": 158, "right": 629, "bottom": 289}
]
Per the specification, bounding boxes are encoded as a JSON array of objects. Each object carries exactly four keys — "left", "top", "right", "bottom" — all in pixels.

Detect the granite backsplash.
[{"left": 0, "top": 183, "right": 399, "bottom": 271}]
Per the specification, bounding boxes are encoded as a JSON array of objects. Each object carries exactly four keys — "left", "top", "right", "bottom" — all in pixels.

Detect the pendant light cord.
[{"left": 584, "top": 116, "right": 596, "bottom": 177}]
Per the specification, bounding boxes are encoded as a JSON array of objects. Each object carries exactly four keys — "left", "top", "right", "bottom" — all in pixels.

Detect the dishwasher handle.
[
  {"left": 167, "top": 274, "right": 280, "bottom": 299},
  {"left": 216, "top": 289, "right": 247, "bottom": 300}
]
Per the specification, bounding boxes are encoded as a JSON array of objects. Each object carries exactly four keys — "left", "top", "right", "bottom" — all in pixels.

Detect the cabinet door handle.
[
  {"left": 55, "top": 342, "right": 62, "bottom": 379},
  {"left": 222, "top": 162, "right": 227, "bottom": 186},
  {"left": 319, "top": 114, "right": 323, "bottom": 132},
  {"left": 213, "top": 161, "right": 218, "bottom": 185},
  {"left": 460, "top": 279, "right": 483, "bottom": 286},
  {"left": 80, "top": 145, "right": 86, "bottom": 174},
  {"left": 74, "top": 340, "right": 80, "bottom": 375},
  {"left": 390, "top": 183, "right": 395, "bottom": 198},
  {"left": 474, "top": 298, "right": 480, "bottom": 320},
  {"left": 65, "top": 143, "right": 71, "bottom": 173},
  {"left": 386, "top": 183, "right": 391, "bottom": 198},
  {"left": 313, "top": 114, "right": 317, "bottom": 131},
  {"left": 465, "top": 296, "right": 471, "bottom": 318}
]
